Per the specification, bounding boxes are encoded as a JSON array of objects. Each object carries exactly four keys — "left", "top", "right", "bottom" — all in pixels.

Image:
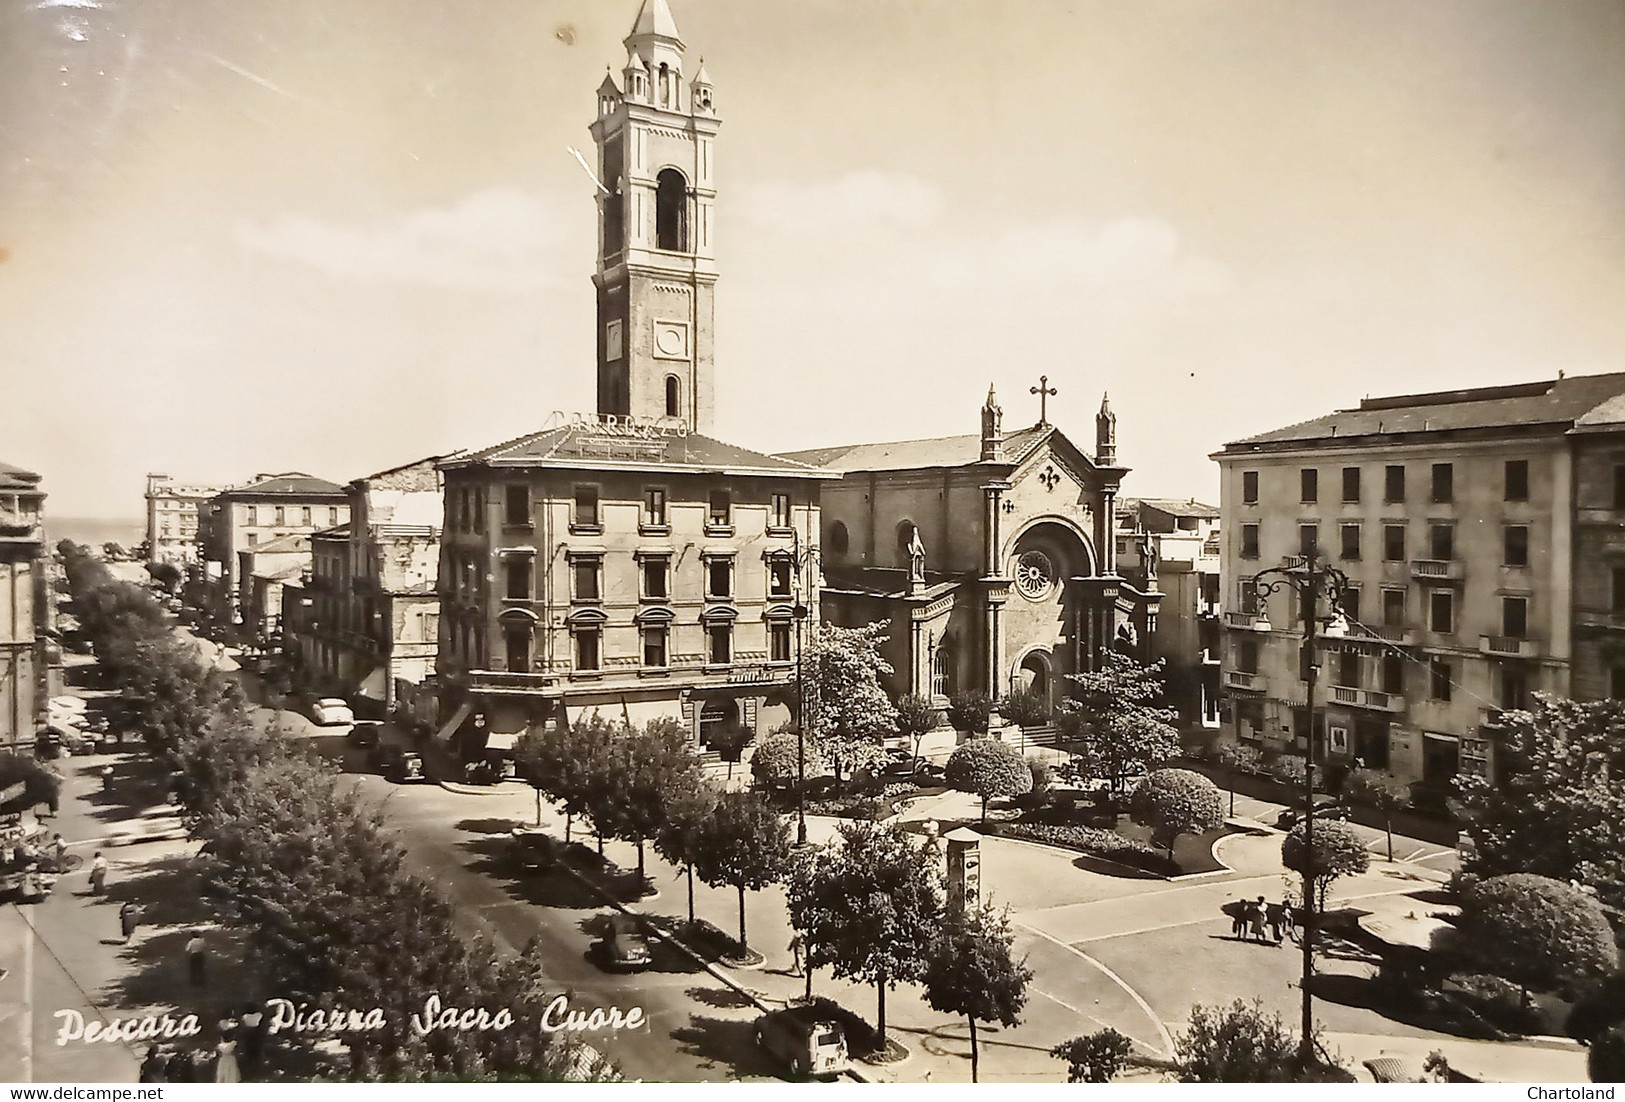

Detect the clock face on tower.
[{"left": 652, "top": 320, "right": 690, "bottom": 360}]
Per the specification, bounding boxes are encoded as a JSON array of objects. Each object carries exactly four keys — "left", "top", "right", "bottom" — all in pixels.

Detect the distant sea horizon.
[{"left": 49, "top": 517, "right": 146, "bottom": 550}]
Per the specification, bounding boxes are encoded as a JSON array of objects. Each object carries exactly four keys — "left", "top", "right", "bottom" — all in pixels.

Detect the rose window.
[{"left": 1015, "top": 550, "right": 1055, "bottom": 600}]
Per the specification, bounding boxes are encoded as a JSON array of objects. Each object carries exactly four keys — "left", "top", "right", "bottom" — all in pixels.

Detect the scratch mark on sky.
[{"left": 193, "top": 50, "right": 313, "bottom": 108}]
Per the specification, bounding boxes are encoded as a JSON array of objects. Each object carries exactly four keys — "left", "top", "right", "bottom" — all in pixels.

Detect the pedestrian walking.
[
  {"left": 185, "top": 930, "right": 207, "bottom": 987},
  {"left": 1236, "top": 898, "right": 1258, "bottom": 940},
  {"left": 214, "top": 1039, "right": 241, "bottom": 1083},
  {"left": 50, "top": 833, "right": 67, "bottom": 871},
  {"left": 1265, "top": 899, "right": 1288, "bottom": 944},
  {"left": 787, "top": 934, "right": 804, "bottom": 977},
  {"left": 89, "top": 851, "right": 108, "bottom": 895},
  {"left": 1229, "top": 901, "right": 1247, "bottom": 939},
  {"left": 237, "top": 1005, "right": 265, "bottom": 1077},
  {"left": 1249, "top": 895, "right": 1269, "bottom": 942},
  {"left": 119, "top": 902, "right": 140, "bottom": 943},
  {"left": 100, "top": 765, "right": 114, "bottom": 792},
  {"left": 138, "top": 1047, "right": 167, "bottom": 1083}
]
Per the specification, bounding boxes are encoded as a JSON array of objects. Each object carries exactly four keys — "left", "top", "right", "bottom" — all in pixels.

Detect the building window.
[
  {"left": 1613, "top": 567, "right": 1625, "bottom": 615},
  {"left": 643, "top": 556, "right": 669, "bottom": 600},
  {"left": 504, "top": 625, "right": 531, "bottom": 672},
  {"left": 1429, "top": 590, "right": 1454, "bottom": 634},
  {"left": 1339, "top": 523, "right": 1361, "bottom": 561},
  {"left": 274, "top": 506, "right": 285, "bottom": 525},
  {"left": 1431, "top": 462, "right": 1453, "bottom": 504},
  {"left": 1242, "top": 471, "right": 1259, "bottom": 505},
  {"left": 665, "top": 375, "right": 681, "bottom": 419},
  {"left": 707, "top": 557, "right": 733, "bottom": 599},
  {"left": 574, "top": 627, "right": 601, "bottom": 672},
  {"left": 572, "top": 486, "right": 599, "bottom": 530},
  {"left": 708, "top": 489, "right": 731, "bottom": 529},
  {"left": 1341, "top": 585, "right": 1361, "bottom": 625},
  {"left": 642, "top": 625, "right": 668, "bottom": 668},
  {"left": 1611, "top": 666, "right": 1625, "bottom": 699},
  {"left": 1237, "top": 637, "right": 1259, "bottom": 674},
  {"left": 770, "top": 620, "right": 792, "bottom": 663},
  {"left": 1430, "top": 658, "right": 1453, "bottom": 701},
  {"left": 829, "top": 521, "right": 849, "bottom": 556},
  {"left": 1500, "top": 664, "right": 1528, "bottom": 710},
  {"left": 1382, "top": 524, "right": 1406, "bottom": 562},
  {"left": 1240, "top": 523, "right": 1259, "bottom": 559},
  {"left": 1384, "top": 464, "right": 1405, "bottom": 503},
  {"left": 301, "top": 506, "right": 312, "bottom": 525},
  {"left": 1504, "top": 525, "right": 1529, "bottom": 567},
  {"left": 1238, "top": 577, "right": 1258, "bottom": 616},
  {"left": 655, "top": 167, "right": 689, "bottom": 251},
  {"left": 707, "top": 623, "right": 732, "bottom": 665},
  {"left": 1504, "top": 460, "right": 1529, "bottom": 502},
  {"left": 1428, "top": 522, "right": 1455, "bottom": 561},
  {"left": 246, "top": 532, "right": 257, "bottom": 546},
  {"left": 246, "top": 505, "right": 258, "bottom": 525},
  {"left": 473, "top": 488, "right": 486, "bottom": 534},
  {"left": 1298, "top": 524, "right": 1318, "bottom": 558},
  {"left": 504, "top": 557, "right": 532, "bottom": 600},
  {"left": 643, "top": 487, "right": 667, "bottom": 529},
  {"left": 1614, "top": 465, "right": 1625, "bottom": 510},
  {"left": 1300, "top": 468, "right": 1318, "bottom": 503},
  {"left": 771, "top": 492, "right": 792, "bottom": 530},
  {"left": 1337, "top": 650, "right": 1360, "bottom": 687},
  {"left": 1341, "top": 467, "right": 1361, "bottom": 503},
  {"left": 572, "top": 556, "right": 601, "bottom": 602},
  {"left": 768, "top": 558, "right": 793, "bottom": 599},
  {"left": 328, "top": 506, "right": 338, "bottom": 526},
  {"left": 1381, "top": 653, "right": 1404, "bottom": 695},
  {"left": 504, "top": 484, "right": 530, "bottom": 527},
  {"left": 932, "top": 647, "right": 954, "bottom": 698},
  {"left": 1502, "top": 596, "right": 1528, "bottom": 639}
]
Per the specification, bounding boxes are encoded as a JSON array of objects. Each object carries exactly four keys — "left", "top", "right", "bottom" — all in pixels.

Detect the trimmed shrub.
[
  {"left": 1130, "top": 768, "right": 1225, "bottom": 853},
  {"left": 1459, "top": 874, "right": 1619, "bottom": 995},
  {"left": 946, "top": 738, "right": 1032, "bottom": 820},
  {"left": 1281, "top": 819, "right": 1370, "bottom": 908},
  {"left": 999, "top": 688, "right": 1051, "bottom": 729},
  {"left": 750, "top": 730, "right": 822, "bottom": 789},
  {"left": 946, "top": 689, "right": 992, "bottom": 735}
]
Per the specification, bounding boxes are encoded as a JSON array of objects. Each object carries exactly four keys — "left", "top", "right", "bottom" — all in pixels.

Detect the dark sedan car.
[
  {"left": 1274, "top": 796, "right": 1350, "bottom": 830},
  {"left": 346, "top": 722, "right": 382, "bottom": 750},
  {"left": 589, "top": 914, "right": 652, "bottom": 973}
]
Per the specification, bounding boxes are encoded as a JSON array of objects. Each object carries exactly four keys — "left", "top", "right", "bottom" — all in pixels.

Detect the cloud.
[
  {"left": 234, "top": 188, "right": 574, "bottom": 293},
  {"left": 736, "top": 170, "right": 947, "bottom": 232}
]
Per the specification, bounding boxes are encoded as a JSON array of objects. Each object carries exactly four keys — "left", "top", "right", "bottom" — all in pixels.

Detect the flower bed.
[
  {"left": 989, "top": 821, "right": 1179, "bottom": 876},
  {"left": 802, "top": 784, "right": 947, "bottom": 821}
]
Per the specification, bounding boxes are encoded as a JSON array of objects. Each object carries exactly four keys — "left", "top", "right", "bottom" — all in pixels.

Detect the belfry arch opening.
[
  {"left": 656, "top": 168, "right": 688, "bottom": 252},
  {"left": 665, "top": 375, "right": 681, "bottom": 418}
]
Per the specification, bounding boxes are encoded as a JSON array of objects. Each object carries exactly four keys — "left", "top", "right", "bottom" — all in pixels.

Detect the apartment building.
[
  {"left": 144, "top": 474, "right": 224, "bottom": 565},
  {"left": 196, "top": 472, "right": 349, "bottom": 619},
  {"left": 1, "top": 462, "right": 49, "bottom": 750},
  {"left": 1214, "top": 372, "right": 1625, "bottom": 796}
]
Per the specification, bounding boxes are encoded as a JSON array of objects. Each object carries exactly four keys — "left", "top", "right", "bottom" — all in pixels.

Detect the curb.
[
  {"left": 553, "top": 859, "right": 875, "bottom": 1083},
  {"left": 438, "top": 779, "right": 529, "bottom": 797}
]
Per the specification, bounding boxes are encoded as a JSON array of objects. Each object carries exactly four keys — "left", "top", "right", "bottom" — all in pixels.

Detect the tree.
[
  {"left": 1458, "top": 874, "right": 1619, "bottom": 997},
  {"left": 894, "top": 694, "right": 942, "bottom": 763},
  {"left": 1281, "top": 819, "right": 1369, "bottom": 909},
  {"left": 654, "top": 782, "right": 721, "bottom": 926},
  {"left": 598, "top": 718, "right": 703, "bottom": 883},
  {"left": 786, "top": 821, "right": 943, "bottom": 1045},
  {"left": 1344, "top": 768, "right": 1410, "bottom": 862},
  {"left": 802, "top": 622, "right": 898, "bottom": 781},
  {"left": 706, "top": 721, "right": 752, "bottom": 781},
  {"left": 1456, "top": 696, "right": 1625, "bottom": 909},
  {"left": 0, "top": 751, "right": 61, "bottom": 816},
  {"left": 1214, "top": 741, "right": 1262, "bottom": 817},
  {"left": 1051, "top": 1029, "right": 1134, "bottom": 1083},
  {"left": 946, "top": 689, "right": 991, "bottom": 736},
  {"left": 922, "top": 902, "right": 1032, "bottom": 1082},
  {"left": 998, "top": 688, "right": 1051, "bottom": 729},
  {"left": 1060, "top": 649, "right": 1179, "bottom": 793},
  {"left": 1592, "top": 1024, "right": 1625, "bottom": 1084},
  {"left": 1175, "top": 1000, "right": 1347, "bottom": 1082},
  {"left": 945, "top": 739, "right": 1032, "bottom": 821},
  {"left": 688, "top": 791, "right": 791, "bottom": 957},
  {"left": 750, "top": 728, "right": 823, "bottom": 790},
  {"left": 145, "top": 561, "right": 183, "bottom": 592},
  {"left": 513, "top": 714, "right": 620, "bottom": 845},
  {"left": 1130, "top": 768, "right": 1225, "bottom": 856}
]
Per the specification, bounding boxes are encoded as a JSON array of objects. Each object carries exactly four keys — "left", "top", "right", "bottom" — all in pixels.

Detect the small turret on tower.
[
  {"left": 690, "top": 58, "right": 714, "bottom": 115},
  {"left": 596, "top": 68, "right": 621, "bottom": 118},
  {"left": 1096, "top": 392, "right": 1117, "bottom": 466},
  {"left": 625, "top": 0, "right": 685, "bottom": 110},
  {"left": 981, "top": 385, "right": 1005, "bottom": 461},
  {"left": 621, "top": 50, "right": 649, "bottom": 103}
]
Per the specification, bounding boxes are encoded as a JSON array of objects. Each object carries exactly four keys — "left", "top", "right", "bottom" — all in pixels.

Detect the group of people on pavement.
[
  {"left": 138, "top": 1006, "right": 266, "bottom": 1083},
  {"left": 2, "top": 824, "right": 108, "bottom": 901},
  {"left": 1230, "top": 895, "right": 1294, "bottom": 944}
]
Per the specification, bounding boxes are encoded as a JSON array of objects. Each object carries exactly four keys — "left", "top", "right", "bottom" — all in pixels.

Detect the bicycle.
[{"left": 43, "top": 853, "right": 83, "bottom": 873}]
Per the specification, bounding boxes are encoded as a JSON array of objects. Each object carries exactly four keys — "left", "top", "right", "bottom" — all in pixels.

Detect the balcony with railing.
[
  {"left": 1331, "top": 685, "right": 1406, "bottom": 713},
  {"left": 1222, "top": 669, "right": 1264, "bottom": 692},
  {"left": 1347, "top": 622, "right": 1417, "bottom": 646},
  {"left": 1410, "top": 559, "right": 1464, "bottom": 582},
  {"left": 1223, "top": 611, "right": 1267, "bottom": 631},
  {"left": 468, "top": 669, "right": 559, "bottom": 694},
  {"left": 0, "top": 505, "right": 42, "bottom": 547},
  {"left": 1479, "top": 635, "right": 1539, "bottom": 658}
]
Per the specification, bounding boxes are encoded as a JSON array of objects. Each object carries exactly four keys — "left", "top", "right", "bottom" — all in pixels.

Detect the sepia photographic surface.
[{"left": 3, "top": 0, "right": 1624, "bottom": 1087}]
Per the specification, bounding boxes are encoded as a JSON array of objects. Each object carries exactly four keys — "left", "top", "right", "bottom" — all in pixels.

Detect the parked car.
[
  {"left": 346, "top": 722, "right": 382, "bottom": 750},
  {"left": 752, "top": 1006, "right": 849, "bottom": 1078},
  {"left": 589, "top": 914, "right": 652, "bottom": 973},
  {"left": 377, "top": 745, "right": 427, "bottom": 784},
  {"left": 1274, "top": 796, "right": 1350, "bottom": 830},
  {"left": 309, "top": 698, "right": 355, "bottom": 726},
  {"left": 511, "top": 828, "right": 557, "bottom": 873}
]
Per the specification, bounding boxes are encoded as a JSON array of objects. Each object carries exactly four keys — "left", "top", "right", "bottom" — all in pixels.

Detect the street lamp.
[{"left": 1248, "top": 548, "right": 1349, "bottom": 1068}]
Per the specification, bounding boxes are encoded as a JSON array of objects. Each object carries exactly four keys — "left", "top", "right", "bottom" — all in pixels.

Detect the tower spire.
[
  {"left": 981, "top": 385, "right": 1005, "bottom": 461},
  {"left": 1095, "top": 392, "right": 1117, "bottom": 466}
]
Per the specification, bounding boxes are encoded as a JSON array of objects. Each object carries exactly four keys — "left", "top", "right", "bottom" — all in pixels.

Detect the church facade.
[{"left": 781, "top": 391, "right": 1162, "bottom": 712}]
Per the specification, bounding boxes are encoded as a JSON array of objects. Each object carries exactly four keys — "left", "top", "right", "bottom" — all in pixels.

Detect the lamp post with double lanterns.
[{"left": 1248, "top": 547, "right": 1349, "bottom": 1068}]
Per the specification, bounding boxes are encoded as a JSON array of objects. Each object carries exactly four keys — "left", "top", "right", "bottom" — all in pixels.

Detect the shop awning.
[
  {"left": 564, "top": 698, "right": 685, "bottom": 731},
  {"left": 433, "top": 701, "right": 472, "bottom": 745},
  {"left": 356, "top": 667, "right": 387, "bottom": 701}
]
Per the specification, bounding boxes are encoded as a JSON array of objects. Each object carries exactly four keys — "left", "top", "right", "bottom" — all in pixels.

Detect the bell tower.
[{"left": 589, "top": 0, "right": 720, "bottom": 434}]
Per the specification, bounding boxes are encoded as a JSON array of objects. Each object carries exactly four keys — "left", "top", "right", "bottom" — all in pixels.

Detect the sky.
[{"left": 2, "top": 0, "right": 1623, "bottom": 519}]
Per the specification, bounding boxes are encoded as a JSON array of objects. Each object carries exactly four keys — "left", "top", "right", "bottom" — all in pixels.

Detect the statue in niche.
[{"left": 907, "top": 527, "right": 926, "bottom": 582}]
